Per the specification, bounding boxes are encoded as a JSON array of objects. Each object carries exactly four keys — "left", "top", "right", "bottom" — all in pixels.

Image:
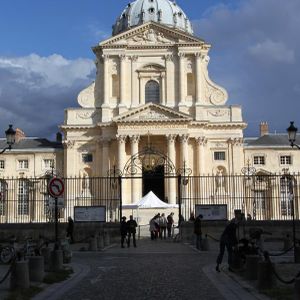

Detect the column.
[
  {"left": 102, "top": 139, "right": 110, "bottom": 176},
  {"left": 167, "top": 134, "right": 177, "bottom": 205},
  {"left": 102, "top": 55, "right": 110, "bottom": 106},
  {"left": 139, "top": 75, "right": 143, "bottom": 105},
  {"left": 131, "top": 56, "right": 138, "bottom": 107},
  {"left": 161, "top": 73, "right": 166, "bottom": 105},
  {"left": 178, "top": 53, "right": 186, "bottom": 105},
  {"left": 130, "top": 135, "right": 140, "bottom": 203},
  {"left": 117, "top": 135, "right": 127, "bottom": 204},
  {"left": 196, "top": 137, "right": 207, "bottom": 175},
  {"left": 165, "top": 54, "right": 174, "bottom": 106},
  {"left": 195, "top": 53, "right": 202, "bottom": 104},
  {"left": 119, "top": 54, "right": 126, "bottom": 107},
  {"left": 180, "top": 134, "right": 189, "bottom": 168}
]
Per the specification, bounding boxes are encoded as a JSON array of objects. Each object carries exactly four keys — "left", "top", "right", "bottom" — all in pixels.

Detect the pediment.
[
  {"left": 113, "top": 103, "right": 192, "bottom": 123},
  {"left": 99, "top": 22, "right": 204, "bottom": 47}
]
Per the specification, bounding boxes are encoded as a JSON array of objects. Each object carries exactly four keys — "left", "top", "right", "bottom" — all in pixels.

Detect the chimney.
[
  {"left": 15, "top": 128, "right": 26, "bottom": 143},
  {"left": 56, "top": 132, "right": 62, "bottom": 143},
  {"left": 260, "top": 122, "right": 269, "bottom": 137}
]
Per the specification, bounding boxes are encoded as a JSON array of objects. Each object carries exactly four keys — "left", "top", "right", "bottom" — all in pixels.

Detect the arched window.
[
  {"left": 0, "top": 180, "right": 7, "bottom": 215},
  {"left": 18, "top": 179, "right": 29, "bottom": 215},
  {"left": 145, "top": 80, "right": 160, "bottom": 104}
]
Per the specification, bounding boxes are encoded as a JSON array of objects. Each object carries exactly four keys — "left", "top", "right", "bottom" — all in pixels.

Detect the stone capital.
[
  {"left": 194, "top": 52, "right": 202, "bottom": 58},
  {"left": 178, "top": 52, "right": 185, "bottom": 59},
  {"left": 102, "top": 54, "right": 110, "bottom": 62},
  {"left": 165, "top": 54, "right": 173, "bottom": 62},
  {"left": 196, "top": 137, "right": 208, "bottom": 146},
  {"left": 119, "top": 54, "right": 127, "bottom": 61},
  {"left": 167, "top": 134, "right": 177, "bottom": 143},
  {"left": 63, "top": 140, "right": 75, "bottom": 149},
  {"left": 129, "top": 135, "right": 140, "bottom": 144},
  {"left": 116, "top": 135, "right": 127, "bottom": 144},
  {"left": 180, "top": 134, "right": 189, "bottom": 143},
  {"left": 130, "top": 55, "right": 138, "bottom": 62}
]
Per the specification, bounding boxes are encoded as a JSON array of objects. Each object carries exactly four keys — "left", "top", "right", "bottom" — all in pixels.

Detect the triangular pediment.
[
  {"left": 113, "top": 103, "right": 192, "bottom": 123},
  {"left": 98, "top": 22, "right": 204, "bottom": 47}
]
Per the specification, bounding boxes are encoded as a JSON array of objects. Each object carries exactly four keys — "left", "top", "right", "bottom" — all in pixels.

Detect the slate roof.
[
  {"left": 0, "top": 138, "right": 63, "bottom": 151},
  {"left": 244, "top": 134, "right": 298, "bottom": 147}
]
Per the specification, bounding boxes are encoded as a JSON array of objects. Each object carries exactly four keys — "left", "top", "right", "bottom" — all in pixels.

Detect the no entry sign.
[{"left": 48, "top": 177, "right": 64, "bottom": 198}]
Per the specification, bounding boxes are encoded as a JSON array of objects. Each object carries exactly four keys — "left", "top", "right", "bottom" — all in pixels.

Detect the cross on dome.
[{"left": 112, "top": 0, "right": 193, "bottom": 36}]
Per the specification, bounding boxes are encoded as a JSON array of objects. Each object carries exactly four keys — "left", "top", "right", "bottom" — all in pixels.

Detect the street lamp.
[
  {"left": 0, "top": 125, "right": 16, "bottom": 154},
  {"left": 287, "top": 121, "right": 300, "bottom": 149}
]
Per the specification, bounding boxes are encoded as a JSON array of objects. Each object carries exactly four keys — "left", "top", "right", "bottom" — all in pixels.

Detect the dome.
[{"left": 112, "top": 0, "right": 193, "bottom": 36}]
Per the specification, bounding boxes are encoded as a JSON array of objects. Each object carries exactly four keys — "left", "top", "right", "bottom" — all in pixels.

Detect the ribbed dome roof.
[{"left": 112, "top": 0, "right": 193, "bottom": 36}]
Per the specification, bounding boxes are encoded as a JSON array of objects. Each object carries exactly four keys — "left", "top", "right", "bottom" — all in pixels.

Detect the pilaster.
[
  {"left": 130, "top": 135, "right": 141, "bottom": 203},
  {"left": 167, "top": 134, "right": 177, "bottom": 205}
]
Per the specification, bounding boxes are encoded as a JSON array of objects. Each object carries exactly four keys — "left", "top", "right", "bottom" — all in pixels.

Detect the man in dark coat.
[
  {"left": 127, "top": 215, "right": 138, "bottom": 248},
  {"left": 216, "top": 218, "right": 238, "bottom": 272},
  {"left": 194, "top": 214, "right": 203, "bottom": 250},
  {"left": 66, "top": 216, "right": 74, "bottom": 243},
  {"left": 120, "top": 216, "right": 128, "bottom": 248}
]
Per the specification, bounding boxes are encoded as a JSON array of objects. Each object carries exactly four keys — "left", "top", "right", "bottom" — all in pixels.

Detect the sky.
[{"left": 0, "top": 0, "right": 299, "bottom": 139}]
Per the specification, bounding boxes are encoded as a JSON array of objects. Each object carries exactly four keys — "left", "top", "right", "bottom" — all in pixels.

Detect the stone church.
[{"left": 61, "top": 0, "right": 246, "bottom": 206}]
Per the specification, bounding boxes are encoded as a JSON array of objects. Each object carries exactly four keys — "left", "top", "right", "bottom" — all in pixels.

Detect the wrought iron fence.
[{"left": 0, "top": 173, "right": 299, "bottom": 223}]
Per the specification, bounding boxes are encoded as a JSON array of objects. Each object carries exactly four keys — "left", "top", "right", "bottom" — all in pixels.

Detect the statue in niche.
[{"left": 215, "top": 167, "right": 227, "bottom": 195}]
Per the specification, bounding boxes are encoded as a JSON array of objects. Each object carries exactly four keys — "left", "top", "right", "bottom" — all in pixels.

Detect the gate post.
[
  {"left": 119, "top": 176, "right": 122, "bottom": 222},
  {"left": 177, "top": 175, "right": 182, "bottom": 229}
]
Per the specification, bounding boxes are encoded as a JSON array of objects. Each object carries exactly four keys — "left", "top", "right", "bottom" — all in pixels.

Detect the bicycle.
[{"left": 0, "top": 238, "right": 16, "bottom": 264}]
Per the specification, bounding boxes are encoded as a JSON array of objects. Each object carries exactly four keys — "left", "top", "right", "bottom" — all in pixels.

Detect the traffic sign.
[{"left": 48, "top": 177, "right": 64, "bottom": 198}]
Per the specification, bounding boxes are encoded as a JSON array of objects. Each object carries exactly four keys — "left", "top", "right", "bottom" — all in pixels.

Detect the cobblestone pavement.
[{"left": 59, "top": 239, "right": 225, "bottom": 300}]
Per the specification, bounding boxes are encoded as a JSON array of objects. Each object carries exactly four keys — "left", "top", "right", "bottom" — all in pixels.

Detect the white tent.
[{"left": 123, "top": 191, "right": 178, "bottom": 209}]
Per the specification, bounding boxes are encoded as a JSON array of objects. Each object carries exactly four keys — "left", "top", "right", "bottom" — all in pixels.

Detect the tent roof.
[{"left": 123, "top": 191, "right": 178, "bottom": 209}]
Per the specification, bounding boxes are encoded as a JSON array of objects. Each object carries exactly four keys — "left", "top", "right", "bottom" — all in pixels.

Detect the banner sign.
[
  {"left": 195, "top": 204, "right": 228, "bottom": 221},
  {"left": 74, "top": 206, "right": 106, "bottom": 222}
]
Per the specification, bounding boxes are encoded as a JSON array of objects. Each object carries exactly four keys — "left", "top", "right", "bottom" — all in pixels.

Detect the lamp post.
[
  {"left": 287, "top": 121, "right": 299, "bottom": 263},
  {"left": 0, "top": 125, "right": 16, "bottom": 154}
]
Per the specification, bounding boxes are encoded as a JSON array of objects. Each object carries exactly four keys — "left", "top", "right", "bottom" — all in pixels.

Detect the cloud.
[
  {"left": 192, "top": 0, "right": 300, "bottom": 136},
  {"left": 0, "top": 54, "right": 95, "bottom": 138}
]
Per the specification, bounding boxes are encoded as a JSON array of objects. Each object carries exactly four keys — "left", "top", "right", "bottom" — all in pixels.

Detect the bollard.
[
  {"left": 29, "top": 256, "right": 45, "bottom": 282},
  {"left": 10, "top": 260, "right": 30, "bottom": 289},
  {"left": 295, "top": 247, "right": 300, "bottom": 263},
  {"left": 50, "top": 250, "right": 63, "bottom": 272},
  {"left": 257, "top": 261, "right": 276, "bottom": 290},
  {"left": 245, "top": 255, "right": 260, "bottom": 280},
  {"left": 97, "top": 235, "right": 104, "bottom": 249},
  {"left": 201, "top": 237, "right": 210, "bottom": 251},
  {"left": 41, "top": 247, "right": 51, "bottom": 271},
  {"left": 294, "top": 278, "right": 300, "bottom": 300},
  {"left": 104, "top": 232, "right": 110, "bottom": 247},
  {"left": 89, "top": 237, "right": 98, "bottom": 251}
]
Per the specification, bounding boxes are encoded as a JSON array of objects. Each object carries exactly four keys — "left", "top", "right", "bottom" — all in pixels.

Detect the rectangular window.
[
  {"left": 280, "top": 156, "right": 292, "bottom": 165},
  {"left": 214, "top": 152, "right": 226, "bottom": 161},
  {"left": 43, "top": 159, "right": 54, "bottom": 169},
  {"left": 18, "top": 160, "right": 29, "bottom": 169},
  {"left": 0, "top": 160, "right": 4, "bottom": 170},
  {"left": 0, "top": 180, "right": 6, "bottom": 215},
  {"left": 253, "top": 156, "right": 265, "bottom": 165},
  {"left": 82, "top": 154, "right": 93, "bottom": 163},
  {"left": 18, "top": 180, "right": 29, "bottom": 215}
]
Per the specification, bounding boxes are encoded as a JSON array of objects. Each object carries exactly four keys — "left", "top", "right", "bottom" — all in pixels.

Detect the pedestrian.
[
  {"left": 127, "top": 215, "right": 138, "bottom": 248},
  {"left": 178, "top": 214, "right": 184, "bottom": 227},
  {"left": 189, "top": 212, "right": 195, "bottom": 222},
  {"left": 149, "top": 215, "right": 157, "bottom": 240},
  {"left": 66, "top": 216, "right": 74, "bottom": 243},
  {"left": 159, "top": 213, "right": 167, "bottom": 240},
  {"left": 154, "top": 213, "right": 160, "bottom": 239},
  {"left": 167, "top": 212, "right": 174, "bottom": 238},
  {"left": 216, "top": 218, "right": 238, "bottom": 272},
  {"left": 194, "top": 214, "right": 203, "bottom": 250},
  {"left": 120, "top": 216, "right": 128, "bottom": 248}
]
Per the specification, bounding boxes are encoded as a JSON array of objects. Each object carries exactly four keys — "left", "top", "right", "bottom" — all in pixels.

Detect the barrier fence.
[{"left": 0, "top": 173, "right": 299, "bottom": 223}]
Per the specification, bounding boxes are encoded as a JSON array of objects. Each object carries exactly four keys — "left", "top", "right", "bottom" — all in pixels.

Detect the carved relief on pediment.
[
  {"left": 127, "top": 109, "right": 170, "bottom": 121},
  {"left": 77, "top": 82, "right": 95, "bottom": 108},
  {"left": 126, "top": 29, "right": 176, "bottom": 45}
]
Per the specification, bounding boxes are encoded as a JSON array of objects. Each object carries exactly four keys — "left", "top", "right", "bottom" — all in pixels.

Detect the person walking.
[
  {"left": 159, "top": 213, "right": 167, "bottom": 240},
  {"left": 216, "top": 218, "right": 238, "bottom": 272},
  {"left": 120, "top": 216, "right": 128, "bottom": 248},
  {"left": 127, "top": 215, "right": 138, "bottom": 248},
  {"left": 66, "top": 216, "right": 74, "bottom": 243},
  {"left": 194, "top": 214, "right": 203, "bottom": 250},
  {"left": 167, "top": 212, "right": 174, "bottom": 238}
]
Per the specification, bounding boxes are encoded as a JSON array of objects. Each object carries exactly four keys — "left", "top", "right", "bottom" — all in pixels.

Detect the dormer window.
[
  {"left": 178, "top": 12, "right": 183, "bottom": 17},
  {"left": 149, "top": 7, "right": 155, "bottom": 14}
]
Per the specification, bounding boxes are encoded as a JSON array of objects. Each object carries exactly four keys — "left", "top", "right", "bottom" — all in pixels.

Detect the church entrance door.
[{"left": 142, "top": 165, "right": 165, "bottom": 201}]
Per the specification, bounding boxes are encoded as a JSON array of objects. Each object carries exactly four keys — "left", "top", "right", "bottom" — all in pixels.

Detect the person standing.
[
  {"left": 66, "top": 216, "right": 74, "bottom": 243},
  {"left": 167, "top": 212, "right": 174, "bottom": 238},
  {"left": 120, "top": 216, "right": 128, "bottom": 248},
  {"left": 159, "top": 213, "right": 167, "bottom": 240},
  {"left": 127, "top": 215, "right": 138, "bottom": 248},
  {"left": 216, "top": 218, "right": 238, "bottom": 272},
  {"left": 194, "top": 214, "right": 203, "bottom": 250}
]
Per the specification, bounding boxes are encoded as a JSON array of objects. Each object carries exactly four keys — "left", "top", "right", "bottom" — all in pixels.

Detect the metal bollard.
[
  {"left": 41, "top": 247, "right": 51, "bottom": 271},
  {"left": 201, "top": 237, "right": 210, "bottom": 251},
  {"left": 29, "top": 256, "right": 45, "bottom": 282},
  {"left": 294, "top": 278, "right": 300, "bottom": 300},
  {"left": 104, "top": 232, "right": 110, "bottom": 247},
  {"left": 10, "top": 260, "right": 30, "bottom": 289},
  {"left": 50, "top": 250, "right": 63, "bottom": 272},
  {"left": 245, "top": 255, "right": 260, "bottom": 280},
  {"left": 257, "top": 261, "right": 276, "bottom": 290},
  {"left": 97, "top": 235, "right": 104, "bottom": 249},
  {"left": 89, "top": 237, "right": 98, "bottom": 251}
]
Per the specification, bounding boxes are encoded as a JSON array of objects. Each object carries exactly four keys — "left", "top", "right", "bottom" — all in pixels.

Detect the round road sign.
[{"left": 48, "top": 177, "right": 64, "bottom": 198}]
